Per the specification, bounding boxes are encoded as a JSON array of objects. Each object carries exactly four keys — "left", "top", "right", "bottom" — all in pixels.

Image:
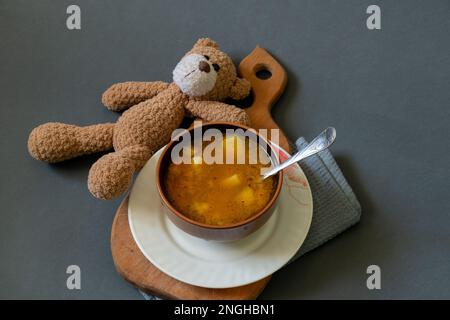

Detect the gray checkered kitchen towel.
[{"left": 142, "top": 137, "right": 361, "bottom": 299}]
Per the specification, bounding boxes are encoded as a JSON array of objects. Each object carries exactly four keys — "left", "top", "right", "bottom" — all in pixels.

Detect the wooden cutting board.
[{"left": 111, "top": 46, "right": 290, "bottom": 300}]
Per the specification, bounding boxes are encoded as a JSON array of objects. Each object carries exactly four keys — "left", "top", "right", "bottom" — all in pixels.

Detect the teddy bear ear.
[
  {"left": 229, "top": 77, "right": 251, "bottom": 100},
  {"left": 194, "top": 38, "right": 220, "bottom": 49}
]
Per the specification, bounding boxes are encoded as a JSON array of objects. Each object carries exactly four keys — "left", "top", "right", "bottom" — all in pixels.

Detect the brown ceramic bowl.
[{"left": 156, "top": 122, "right": 283, "bottom": 241}]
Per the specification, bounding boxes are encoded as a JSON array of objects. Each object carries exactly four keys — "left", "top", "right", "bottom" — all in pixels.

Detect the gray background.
[{"left": 0, "top": 0, "right": 449, "bottom": 299}]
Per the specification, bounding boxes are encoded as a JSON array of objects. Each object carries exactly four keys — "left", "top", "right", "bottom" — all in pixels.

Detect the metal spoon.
[{"left": 262, "top": 127, "right": 337, "bottom": 180}]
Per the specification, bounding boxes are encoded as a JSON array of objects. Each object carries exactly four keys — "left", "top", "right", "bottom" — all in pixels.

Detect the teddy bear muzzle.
[{"left": 172, "top": 53, "right": 217, "bottom": 97}]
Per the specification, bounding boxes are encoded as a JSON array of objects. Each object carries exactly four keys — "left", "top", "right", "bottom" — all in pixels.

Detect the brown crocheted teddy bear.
[{"left": 28, "top": 38, "right": 251, "bottom": 200}]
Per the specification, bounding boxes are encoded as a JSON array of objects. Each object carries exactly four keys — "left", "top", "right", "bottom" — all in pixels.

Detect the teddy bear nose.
[{"left": 198, "top": 60, "right": 210, "bottom": 73}]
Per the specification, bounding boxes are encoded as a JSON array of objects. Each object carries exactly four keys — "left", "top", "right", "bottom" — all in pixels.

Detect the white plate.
[{"left": 128, "top": 144, "right": 313, "bottom": 289}]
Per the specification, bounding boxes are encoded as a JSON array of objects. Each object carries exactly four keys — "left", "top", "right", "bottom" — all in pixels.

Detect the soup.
[{"left": 163, "top": 134, "right": 277, "bottom": 226}]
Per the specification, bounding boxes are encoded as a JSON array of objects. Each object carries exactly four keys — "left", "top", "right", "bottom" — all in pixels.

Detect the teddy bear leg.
[
  {"left": 87, "top": 144, "right": 153, "bottom": 200},
  {"left": 28, "top": 122, "right": 115, "bottom": 163}
]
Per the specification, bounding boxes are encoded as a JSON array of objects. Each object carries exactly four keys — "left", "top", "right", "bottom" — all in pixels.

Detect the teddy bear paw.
[{"left": 87, "top": 153, "right": 135, "bottom": 200}]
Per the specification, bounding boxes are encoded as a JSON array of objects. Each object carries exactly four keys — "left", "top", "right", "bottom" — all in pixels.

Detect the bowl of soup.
[{"left": 156, "top": 122, "right": 283, "bottom": 241}]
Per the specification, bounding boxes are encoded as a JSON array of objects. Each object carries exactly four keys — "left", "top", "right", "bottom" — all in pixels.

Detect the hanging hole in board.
[{"left": 256, "top": 68, "right": 272, "bottom": 80}]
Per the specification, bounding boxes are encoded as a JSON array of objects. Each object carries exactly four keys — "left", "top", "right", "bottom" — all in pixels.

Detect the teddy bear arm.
[
  {"left": 185, "top": 100, "right": 250, "bottom": 126},
  {"left": 102, "top": 81, "right": 169, "bottom": 111}
]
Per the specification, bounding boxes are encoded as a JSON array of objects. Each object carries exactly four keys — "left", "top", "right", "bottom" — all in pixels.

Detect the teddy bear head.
[{"left": 172, "top": 38, "right": 251, "bottom": 101}]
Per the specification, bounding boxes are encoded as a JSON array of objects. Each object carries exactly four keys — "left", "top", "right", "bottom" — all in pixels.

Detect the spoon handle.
[{"left": 262, "top": 127, "right": 336, "bottom": 179}]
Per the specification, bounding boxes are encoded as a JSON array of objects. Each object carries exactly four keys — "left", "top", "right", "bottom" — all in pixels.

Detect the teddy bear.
[{"left": 28, "top": 38, "right": 251, "bottom": 200}]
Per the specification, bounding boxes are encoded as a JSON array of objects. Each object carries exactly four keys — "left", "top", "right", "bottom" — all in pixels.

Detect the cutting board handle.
[{"left": 239, "top": 47, "right": 290, "bottom": 152}]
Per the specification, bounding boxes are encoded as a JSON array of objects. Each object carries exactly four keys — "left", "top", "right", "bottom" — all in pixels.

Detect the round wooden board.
[{"left": 111, "top": 47, "right": 290, "bottom": 300}]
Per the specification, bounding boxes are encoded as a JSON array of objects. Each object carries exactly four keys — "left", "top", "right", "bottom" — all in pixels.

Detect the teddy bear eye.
[
  {"left": 203, "top": 55, "right": 210, "bottom": 60},
  {"left": 212, "top": 63, "right": 220, "bottom": 72}
]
